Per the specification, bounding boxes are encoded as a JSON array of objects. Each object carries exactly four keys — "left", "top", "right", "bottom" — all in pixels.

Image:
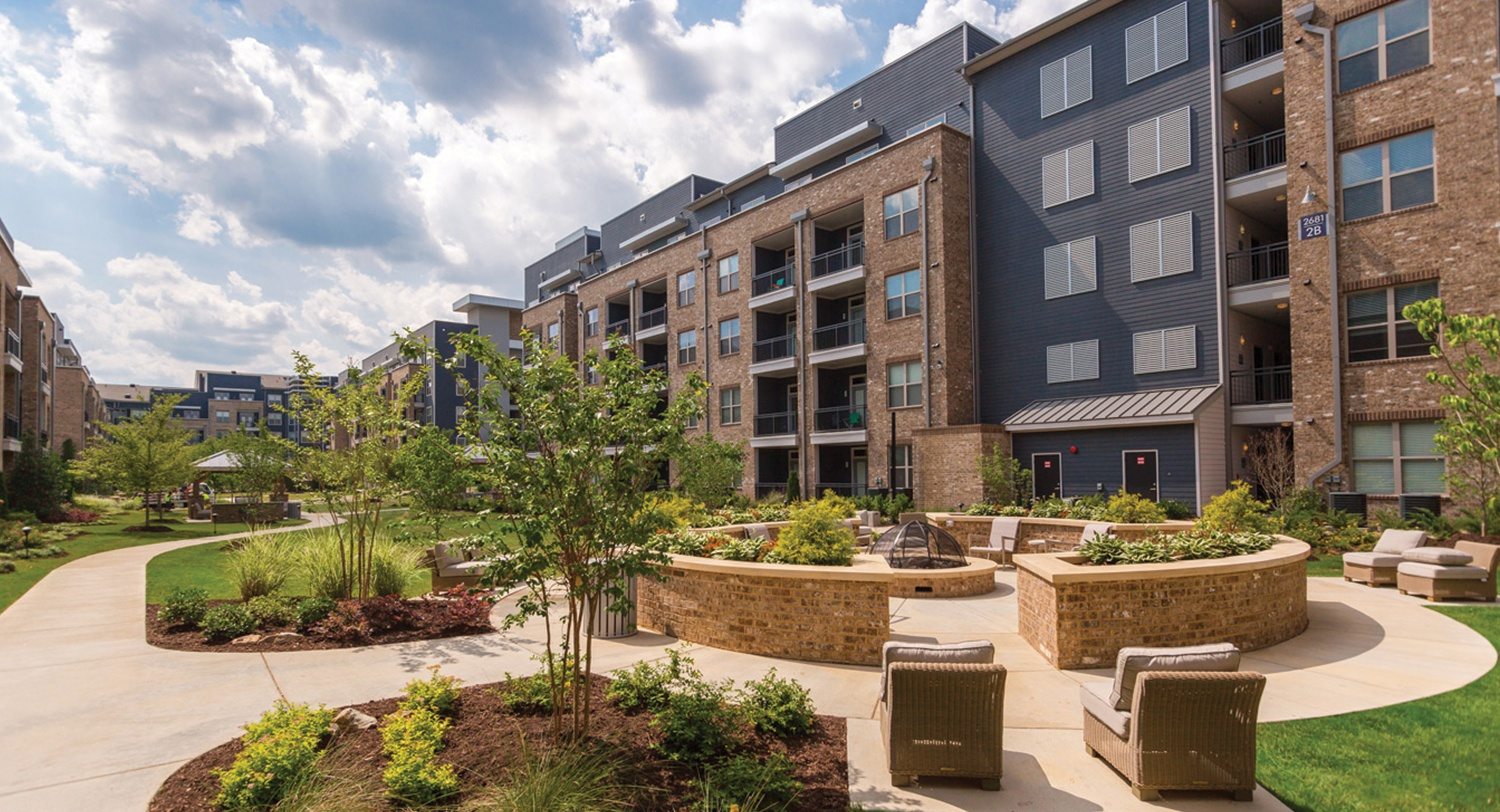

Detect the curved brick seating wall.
[
  {"left": 1014, "top": 539, "right": 1311, "bottom": 669},
  {"left": 637, "top": 554, "right": 893, "bottom": 666},
  {"left": 916, "top": 515, "right": 1197, "bottom": 551},
  {"left": 888, "top": 558, "right": 998, "bottom": 598}
]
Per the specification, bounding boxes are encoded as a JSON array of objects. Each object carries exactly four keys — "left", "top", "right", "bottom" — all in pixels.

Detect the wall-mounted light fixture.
[{"left": 1300, "top": 186, "right": 1318, "bottom": 205}]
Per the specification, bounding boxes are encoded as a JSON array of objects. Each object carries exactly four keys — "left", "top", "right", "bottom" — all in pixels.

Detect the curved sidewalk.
[{"left": 0, "top": 535, "right": 1492, "bottom": 811}]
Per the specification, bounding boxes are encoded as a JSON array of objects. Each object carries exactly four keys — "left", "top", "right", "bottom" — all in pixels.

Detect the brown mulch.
[
  {"left": 149, "top": 675, "right": 849, "bottom": 812},
  {"left": 145, "top": 600, "right": 495, "bottom": 653}
]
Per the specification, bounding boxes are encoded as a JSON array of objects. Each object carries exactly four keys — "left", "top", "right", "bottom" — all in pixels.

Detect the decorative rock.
[
  {"left": 269, "top": 632, "right": 305, "bottom": 642},
  {"left": 230, "top": 634, "right": 263, "bottom": 645},
  {"left": 329, "top": 708, "right": 378, "bottom": 737}
]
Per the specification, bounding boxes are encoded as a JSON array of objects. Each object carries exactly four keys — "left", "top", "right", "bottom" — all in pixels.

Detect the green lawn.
[
  {"left": 1305, "top": 554, "right": 1344, "bottom": 578},
  {"left": 1258, "top": 606, "right": 1500, "bottom": 811}
]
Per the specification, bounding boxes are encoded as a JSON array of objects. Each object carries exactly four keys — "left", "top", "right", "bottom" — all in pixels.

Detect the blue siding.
[
  {"left": 971, "top": 0, "right": 1221, "bottom": 423},
  {"left": 1012, "top": 423, "right": 1199, "bottom": 505}
]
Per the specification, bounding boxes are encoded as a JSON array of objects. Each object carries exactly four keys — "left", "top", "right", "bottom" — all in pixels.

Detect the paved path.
[{"left": 0, "top": 533, "right": 1493, "bottom": 811}]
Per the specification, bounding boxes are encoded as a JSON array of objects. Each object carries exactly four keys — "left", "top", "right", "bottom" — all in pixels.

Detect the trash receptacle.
[{"left": 588, "top": 572, "right": 637, "bottom": 639}]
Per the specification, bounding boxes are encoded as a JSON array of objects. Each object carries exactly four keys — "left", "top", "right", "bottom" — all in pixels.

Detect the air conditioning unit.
[
  {"left": 1398, "top": 494, "right": 1443, "bottom": 520},
  {"left": 1328, "top": 492, "right": 1368, "bottom": 523}
]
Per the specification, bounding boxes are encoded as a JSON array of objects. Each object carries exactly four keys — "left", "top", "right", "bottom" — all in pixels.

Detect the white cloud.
[{"left": 884, "top": 0, "right": 1089, "bottom": 62}]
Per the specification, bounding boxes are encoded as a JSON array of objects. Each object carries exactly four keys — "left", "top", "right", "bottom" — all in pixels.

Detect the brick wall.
[
  {"left": 911, "top": 424, "right": 1006, "bottom": 509},
  {"left": 51, "top": 366, "right": 90, "bottom": 453},
  {"left": 918, "top": 514, "right": 1197, "bottom": 552}
]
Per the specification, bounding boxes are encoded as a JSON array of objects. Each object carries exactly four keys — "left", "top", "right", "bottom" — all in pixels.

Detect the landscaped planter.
[
  {"left": 1014, "top": 538, "right": 1310, "bottom": 669},
  {"left": 923, "top": 514, "right": 1197, "bottom": 551}
]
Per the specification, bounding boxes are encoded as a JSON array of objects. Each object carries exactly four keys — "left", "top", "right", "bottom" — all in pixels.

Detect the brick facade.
[{"left": 19, "top": 297, "right": 55, "bottom": 447}]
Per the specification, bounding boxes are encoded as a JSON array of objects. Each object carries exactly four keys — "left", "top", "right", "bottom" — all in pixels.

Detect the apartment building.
[
  {"left": 51, "top": 315, "right": 106, "bottom": 455},
  {"left": 101, "top": 373, "right": 294, "bottom": 444},
  {"left": 0, "top": 217, "right": 30, "bottom": 470},
  {"left": 19, "top": 295, "right": 56, "bottom": 450}
]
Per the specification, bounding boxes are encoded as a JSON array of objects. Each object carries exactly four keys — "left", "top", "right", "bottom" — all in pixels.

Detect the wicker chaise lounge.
[
  {"left": 881, "top": 640, "right": 1006, "bottom": 790},
  {"left": 1397, "top": 540, "right": 1500, "bottom": 602},
  {"left": 422, "top": 541, "right": 491, "bottom": 592},
  {"left": 1082, "top": 643, "right": 1265, "bottom": 801},
  {"left": 1342, "top": 528, "right": 1428, "bottom": 586}
]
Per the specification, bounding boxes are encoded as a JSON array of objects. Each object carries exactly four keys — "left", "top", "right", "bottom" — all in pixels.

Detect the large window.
[
  {"left": 717, "top": 255, "right": 739, "bottom": 294},
  {"left": 677, "top": 272, "right": 695, "bottom": 307},
  {"left": 1127, "top": 107, "right": 1192, "bottom": 182},
  {"left": 1040, "top": 46, "right": 1092, "bottom": 118},
  {"left": 1046, "top": 339, "right": 1100, "bottom": 383},
  {"left": 1337, "top": 0, "right": 1429, "bottom": 93},
  {"left": 892, "top": 445, "right": 913, "bottom": 491},
  {"left": 677, "top": 329, "right": 697, "bottom": 365},
  {"left": 1125, "top": 2, "right": 1189, "bottom": 84},
  {"left": 884, "top": 187, "right": 919, "bottom": 239},
  {"left": 215, "top": 410, "right": 230, "bottom": 423},
  {"left": 719, "top": 317, "right": 740, "bottom": 355},
  {"left": 885, "top": 269, "right": 922, "bottom": 319},
  {"left": 888, "top": 361, "right": 923, "bottom": 408},
  {"left": 585, "top": 307, "right": 599, "bottom": 337},
  {"left": 1340, "top": 130, "right": 1434, "bottom": 220},
  {"left": 1133, "top": 325, "right": 1197, "bottom": 374},
  {"left": 1353, "top": 421, "right": 1444, "bottom": 493},
  {"left": 1129, "top": 212, "right": 1194, "bottom": 282},
  {"left": 546, "top": 322, "right": 560, "bottom": 347},
  {"left": 1347, "top": 280, "right": 1437, "bottom": 362},
  {"left": 1043, "top": 237, "right": 1097, "bottom": 299},
  {"left": 1041, "top": 142, "right": 1095, "bottom": 208},
  {"left": 719, "top": 387, "right": 742, "bottom": 425}
]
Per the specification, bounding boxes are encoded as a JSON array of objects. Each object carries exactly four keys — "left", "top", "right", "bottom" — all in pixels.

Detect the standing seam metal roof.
[{"left": 1003, "top": 385, "right": 1219, "bottom": 428}]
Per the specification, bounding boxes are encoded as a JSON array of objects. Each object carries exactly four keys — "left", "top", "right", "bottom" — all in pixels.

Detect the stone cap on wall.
[
  {"left": 1014, "top": 538, "right": 1311, "bottom": 585},
  {"left": 661, "top": 552, "right": 894, "bottom": 582}
]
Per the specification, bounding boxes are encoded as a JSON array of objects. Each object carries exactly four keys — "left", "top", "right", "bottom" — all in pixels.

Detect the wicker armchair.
[
  {"left": 1084, "top": 671, "right": 1266, "bottom": 801},
  {"left": 881, "top": 642, "right": 1006, "bottom": 790},
  {"left": 1343, "top": 529, "right": 1428, "bottom": 586}
]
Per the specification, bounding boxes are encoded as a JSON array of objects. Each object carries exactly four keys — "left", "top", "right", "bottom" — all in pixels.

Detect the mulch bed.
[
  {"left": 150, "top": 675, "right": 848, "bottom": 812},
  {"left": 145, "top": 599, "right": 495, "bottom": 653}
]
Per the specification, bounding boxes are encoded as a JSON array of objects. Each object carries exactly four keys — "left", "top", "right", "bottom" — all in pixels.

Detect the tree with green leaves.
[
  {"left": 282, "top": 352, "right": 426, "bottom": 598},
  {"left": 8, "top": 431, "right": 69, "bottom": 520},
  {"left": 404, "top": 329, "right": 705, "bottom": 742},
  {"left": 673, "top": 434, "right": 745, "bottom": 509},
  {"left": 978, "top": 443, "right": 1033, "bottom": 506},
  {"left": 394, "top": 424, "right": 472, "bottom": 541},
  {"left": 1406, "top": 298, "right": 1500, "bottom": 534},
  {"left": 73, "top": 394, "right": 197, "bottom": 527}
]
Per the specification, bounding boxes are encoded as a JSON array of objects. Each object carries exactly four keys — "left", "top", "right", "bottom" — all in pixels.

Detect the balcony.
[
  {"left": 814, "top": 405, "right": 866, "bottom": 432},
  {"left": 1224, "top": 130, "right": 1286, "bottom": 180},
  {"left": 1227, "top": 242, "right": 1289, "bottom": 287},
  {"left": 636, "top": 306, "right": 667, "bottom": 341},
  {"left": 750, "top": 262, "right": 796, "bottom": 302},
  {"left": 754, "top": 411, "right": 798, "bottom": 437},
  {"left": 814, "top": 482, "right": 871, "bottom": 497},
  {"left": 808, "top": 242, "right": 865, "bottom": 295},
  {"left": 4, "top": 412, "right": 20, "bottom": 442},
  {"left": 1231, "top": 365, "right": 1293, "bottom": 425},
  {"left": 1222, "top": 18, "right": 1283, "bottom": 73},
  {"left": 606, "top": 318, "right": 630, "bottom": 337},
  {"left": 4, "top": 329, "right": 19, "bottom": 372},
  {"left": 809, "top": 319, "right": 866, "bottom": 366}
]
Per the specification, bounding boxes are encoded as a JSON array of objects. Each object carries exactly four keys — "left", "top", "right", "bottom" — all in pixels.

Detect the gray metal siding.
[
  {"left": 727, "top": 174, "right": 787, "bottom": 214},
  {"left": 1012, "top": 423, "right": 1198, "bottom": 505},
  {"left": 972, "top": 0, "right": 1220, "bottom": 424},
  {"left": 598, "top": 174, "right": 721, "bottom": 270},
  {"left": 524, "top": 233, "right": 597, "bottom": 303},
  {"left": 429, "top": 322, "right": 480, "bottom": 432},
  {"left": 967, "top": 25, "right": 1002, "bottom": 59}
]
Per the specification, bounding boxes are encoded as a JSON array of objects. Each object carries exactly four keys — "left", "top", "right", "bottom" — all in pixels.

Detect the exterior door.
[
  {"left": 849, "top": 374, "right": 867, "bottom": 428},
  {"left": 1124, "top": 450, "right": 1159, "bottom": 499},
  {"left": 852, "top": 448, "right": 869, "bottom": 493},
  {"left": 1033, "top": 453, "right": 1062, "bottom": 499}
]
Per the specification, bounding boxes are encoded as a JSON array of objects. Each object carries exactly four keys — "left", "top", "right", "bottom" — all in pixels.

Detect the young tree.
[
  {"left": 673, "top": 434, "right": 745, "bottom": 509},
  {"left": 393, "top": 424, "right": 473, "bottom": 541},
  {"left": 8, "top": 431, "right": 69, "bottom": 519},
  {"left": 406, "top": 329, "right": 705, "bottom": 742},
  {"left": 1406, "top": 299, "right": 1500, "bottom": 534},
  {"left": 73, "top": 395, "right": 197, "bottom": 527},
  {"left": 1244, "top": 428, "right": 1296, "bottom": 513},
  {"left": 282, "top": 352, "right": 426, "bottom": 598},
  {"left": 978, "top": 443, "right": 1033, "bottom": 506}
]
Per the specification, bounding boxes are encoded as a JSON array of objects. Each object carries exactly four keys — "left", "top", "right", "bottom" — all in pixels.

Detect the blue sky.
[{"left": 0, "top": 0, "right": 1081, "bottom": 384}]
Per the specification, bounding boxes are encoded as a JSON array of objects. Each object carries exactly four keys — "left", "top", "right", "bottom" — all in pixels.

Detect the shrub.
[
  {"left": 380, "top": 707, "right": 459, "bottom": 805},
  {"left": 978, "top": 445, "right": 1032, "bottom": 507},
  {"left": 1158, "top": 499, "right": 1194, "bottom": 520},
  {"left": 440, "top": 588, "right": 493, "bottom": 629},
  {"left": 697, "top": 753, "right": 801, "bottom": 811},
  {"left": 246, "top": 594, "right": 297, "bottom": 628},
  {"left": 656, "top": 528, "right": 726, "bottom": 557},
  {"left": 227, "top": 534, "right": 294, "bottom": 601},
  {"left": 214, "top": 701, "right": 335, "bottom": 810},
  {"left": 652, "top": 677, "right": 743, "bottom": 765},
  {"left": 1198, "top": 481, "right": 1270, "bottom": 533},
  {"left": 58, "top": 507, "right": 100, "bottom": 524},
  {"left": 1102, "top": 490, "right": 1167, "bottom": 523},
  {"left": 1029, "top": 497, "right": 1068, "bottom": 518},
  {"left": 649, "top": 492, "right": 707, "bottom": 530},
  {"left": 296, "top": 596, "right": 337, "bottom": 630},
  {"left": 201, "top": 603, "right": 257, "bottom": 641},
  {"left": 709, "top": 535, "right": 769, "bottom": 562},
  {"left": 370, "top": 541, "right": 419, "bottom": 597},
  {"left": 465, "top": 744, "right": 636, "bottom": 812},
  {"left": 608, "top": 648, "right": 700, "bottom": 713},
  {"left": 1067, "top": 494, "right": 1108, "bottom": 520},
  {"left": 313, "top": 600, "right": 370, "bottom": 642},
  {"left": 815, "top": 490, "right": 856, "bottom": 519},
  {"left": 501, "top": 665, "right": 561, "bottom": 715},
  {"left": 403, "top": 666, "right": 462, "bottom": 716},
  {"left": 160, "top": 587, "right": 210, "bottom": 627},
  {"left": 738, "top": 668, "right": 816, "bottom": 738},
  {"left": 762, "top": 500, "right": 855, "bottom": 567},
  {"left": 1078, "top": 528, "right": 1275, "bottom": 566},
  {"left": 0, "top": 560, "right": 14, "bottom": 574},
  {"left": 299, "top": 528, "right": 417, "bottom": 600},
  {"left": 361, "top": 595, "right": 416, "bottom": 633}
]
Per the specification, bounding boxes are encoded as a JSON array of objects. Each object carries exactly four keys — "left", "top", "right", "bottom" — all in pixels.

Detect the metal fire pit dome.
[{"left": 871, "top": 520, "right": 968, "bottom": 569}]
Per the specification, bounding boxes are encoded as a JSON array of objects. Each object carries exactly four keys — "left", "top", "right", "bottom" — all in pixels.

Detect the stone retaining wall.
[{"left": 919, "top": 514, "right": 1197, "bottom": 551}]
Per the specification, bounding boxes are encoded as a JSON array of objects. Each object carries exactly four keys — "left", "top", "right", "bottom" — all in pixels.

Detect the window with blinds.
[
  {"left": 1128, "top": 106, "right": 1192, "bottom": 182},
  {"left": 1340, "top": 130, "right": 1434, "bottom": 220},
  {"left": 1040, "top": 46, "right": 1093, "bottom": 118},
  {"left": 1043, "top": 236, "right": 1097, "bottom": 299},
  {"left": 1042, "top": 141, "right": 1095, "bottom": 208},
  {"left": 1046, "top": 340, "right": 1100, "bottom": 383},
  {"left": 1347, "top": 280, "right": 1437, "bottom": 362},
  {"left": 1125, "top": 2, "right": 1189, "bottom": 84},
  {"left": 1353, "top": 421, "right": 1444, "bottom": 494},
  {"left": 1129, "top": 212, "right": 1193, "bottom": 282},
  {"left": 1133, "top": 326, "right": 1196, "bottom": 374}
]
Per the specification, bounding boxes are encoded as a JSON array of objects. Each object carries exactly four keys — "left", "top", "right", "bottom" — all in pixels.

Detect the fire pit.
[{"left": 871, "top": 521, "right": 969, "bottom": 569}]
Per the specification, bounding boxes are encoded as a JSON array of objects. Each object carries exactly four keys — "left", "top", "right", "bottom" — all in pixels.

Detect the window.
[
  {"left": 1129, "top": 212, "right": 1194, "bottom": 282},
  {"left": 717, "top": 255, "right": 739, "bottom": 294},
  {"left": 1043, "top": 237, "right": 1097, "bottom": 299},
  {"left": 1046, "top": 340, "right": 1100, "bottom": 383},
  {"left": 1125, "top": 2, "right": 1189, "bottom": 83},
  {"left": 739, "top": 196, "right": 766, "bottom": 212},
  {"left": 888, "top": 361, "right": 923, "bottom": 408},
  {"left": 845, "top": 144, "right": 879, "bottom": 164},
  {"left": 1133, "top": 325, "right": 1197, "bottom": 374},
  {"left": 1353, "top": 421, "right": 1444, "bottom": 493},
  {"left": 677, "top": 330, "right": 697, "bottom": 365},
  {"left": 1040, "top": 46, "right": 1092, "bottom": 117},
  {"left": 215, "top": 410, "right": 230, "bottom": 423},
  {"left": 785, "top": 174, "right": 812, "bottom": 190},
  {"left": 1127, "top": 106, "right": 1192, "bottom": 182},
  {"left": 586, "top": 307, "right": 600, "bottom": 336},
  {"left": 1041, "top": 142, "right": 1094, "bottom": 208},
  {"left": 455, "top": 406, "right": 466, "bottom": 423},
  {"left": 453, "top": 351, "right": 467, "bottom": 369},
  {"left": 719, "top": 317, "right": 741, "bottom": 355},
  {"left": 719, "top": 387, "right": 742, "bottom": 425},
  {"left": 885, "top": 269, "right": 922, "bottom": 319},
  {"left": 1347, "top": 280, "right": 1437, "bottom": 362},
  {"left": 685, "top": 410, "right": 698, "bottom": 429},
  {"left": 906, "top": 114, "right": 946, "bottom": 136},
  {"left": 267, "top": 412, "right": 283, "bottom": 426},
  {"left": 1340, "top": 130, "right": 1434, "bottom": 220},
  {"left": 884, "top": 187, "right": 920, "bottom": 239},
  {"left": 267, "top": 393, "right": 282, "bottom": 403},
  {"left": 584, "top": 363, "right": 600, "bottom": 385},
  {"left": 892, "top": 445, "right": 913, "bottom": 491},
  {"left": 1337, "top": 0, "right": 1429, "bottom": 93},
  {"left": 456, "top": 378, "right": 467, "bottom": 396},
  {"left": 546, "top": 322, "right": 560, "bottom": 347}
]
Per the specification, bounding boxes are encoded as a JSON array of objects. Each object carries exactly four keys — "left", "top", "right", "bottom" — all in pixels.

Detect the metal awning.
[{"left": 1003, "top": 385, "right": 1219, "bottom": 432}]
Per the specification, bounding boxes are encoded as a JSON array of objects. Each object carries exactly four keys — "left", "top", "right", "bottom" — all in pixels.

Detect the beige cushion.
[
  {"left": 1373, "top": 529, "right": 1428, "bottom": 554},
  {"left": 437, "top": 560, "right": 488, "bottom": 578},
  {"left": 744, "top": 523, "right": 770, "bottom": 541},
  {"left": 1343, "top": 551, "right": 1406, "bottom": 568},
  {"left": 990, "top": 517, "right": 1022, "bottom": 552},
  {"left": 1110, "top": 642, "right": 1240, "bottom": 711},
  {"left": 1403, "top": 547, "right": 1474, "bottom": 566},
  {"left": 1081, "top": 681, "right": 1130, "bottom": 739},
  {"left": 432, "top": 542, "right": 464, "bottom": 570},
  {"left": 1398, "top": 561, "right": 1488, "bottom": 581},
  {"left": 881, "top": 640, "right": 995, "bottom": 701},
  {"left": 1081, "top": 522, "right": 1115, "bottom": 543}
]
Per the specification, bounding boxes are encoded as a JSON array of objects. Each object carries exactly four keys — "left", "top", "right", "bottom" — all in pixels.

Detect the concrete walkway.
[{"left": 0, "top": 533, "right": 1493, "bottom": 811}]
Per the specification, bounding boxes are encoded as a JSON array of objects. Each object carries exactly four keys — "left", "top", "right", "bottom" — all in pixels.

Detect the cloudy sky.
[{"left": 0, "top": 0, "right": 1082, "bottom": 386}]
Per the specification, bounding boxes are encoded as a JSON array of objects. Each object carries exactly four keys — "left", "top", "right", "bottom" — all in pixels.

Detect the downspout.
[
  {"left": 791, "top": 208, "right": 811, "bottom": 497},
  {"left": 966, "top": 80, "right": 982, "bottom": 425},
  {"left": 698, "top": 235, "right": 713, "bottom": 433},
  {"left": 920, "top": 156, "right": 937, "bottom": 429},
  {"left": 1295, "top": 3, "right": 1344, "bottom": 488}
]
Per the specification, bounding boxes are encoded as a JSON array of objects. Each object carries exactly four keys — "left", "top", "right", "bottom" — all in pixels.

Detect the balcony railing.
[
  {"left": 1230, "top": 365, "right": 1292, "bottom": 405},
  {"left": 812, "top": 318, "right": 865, "bottom": 351},
  {"left": 3, "top": 413, "right": 19, "bottom": 440},
  {"left": 754, "top": 410, "right": 797, "bottom": 436},
  {"left": 1221, "top": 17, "right": 1283, "bottom": 72},
  {"left": 814, "top": 405, "right": 866, "bottom": 432},
  {"left": 1224, "top": 129, "right": 1286, "bottom": 179},
  {"left": 1227, "top": 242, "right": 1290, "bottom": 287},
  {"left": 643, "top": 360, "right": 668, "bottom": 375},
  {"left": 811, "top": 241, "right": 864, "bottom": 278},
  {"left": 606, "top": 318, "right": 630, "bottom": 337},
  {"left": 752, "top": 263, "right": 796, "bottom": 297},
  {"left": 752, "top": 334, "right": 796, "bottom": 363},
  {"left": 4, "top": 329, "right": 18, "bottom": 358},
  {"left": 814, "top": 482, "right": 871, "bottom": 497},
  {"left": 637, "top": 307, "right": 666, "bottom": 331}
]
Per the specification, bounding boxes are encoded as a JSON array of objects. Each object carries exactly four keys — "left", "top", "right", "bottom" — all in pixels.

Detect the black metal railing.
[
  {"left": 755, "top": 482, "right": 787, "bottom": 499},
  {"left": 754, "top": 411, "right": 797, "bottom": 436},
  {"left": 814, "top": 482, "right": 870, "bottom": 496},
  {"left": 606, "top": 318, "right": 630, "bottom": 336},
  {"left": 4, "top": 329, "right": 18, "bottom": 358},
  {"left": 637, "top": 307, "right": 666, "bottom": 331},
  {"left": 1230, "top": 365, "right": 1292, "bottom": 405},
  {"left": 3, "top": 413, "right": 19, "bottom": 440},
  {"left": 752, "top": 334, "right": 796, "bottom": 363},
  {"left": 811, "top": 241, "right": 864, "bottom": 278},
  {"left": 812, "top": 318, "right": 865, "bottom": 351},
  {"left": 1227, "top": 242, "right": 1290, "bottom": 287},
  {"left": 814, "top": 405, "right": 866, "bottom": 432},
  {"left": 1221, "top": 17, "right": 1283, "bottom": 72},
  {"left": 643, "top": 360, "right": 668, "bottom": 373},
  {"left": 752, "top": 263, "right": 795, "bottom": 297},
  {"left": 1224, "top": 129, "right": 1286, "bottom": 179}
]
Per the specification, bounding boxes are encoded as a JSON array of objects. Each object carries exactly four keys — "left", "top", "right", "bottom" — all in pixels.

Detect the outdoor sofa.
[
  {"left": 1397, "top": 540, "right": 1500, "bottom": 602},
  {"left": 1342, "top": 528, "right": 1429, "bottom": 586}
]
